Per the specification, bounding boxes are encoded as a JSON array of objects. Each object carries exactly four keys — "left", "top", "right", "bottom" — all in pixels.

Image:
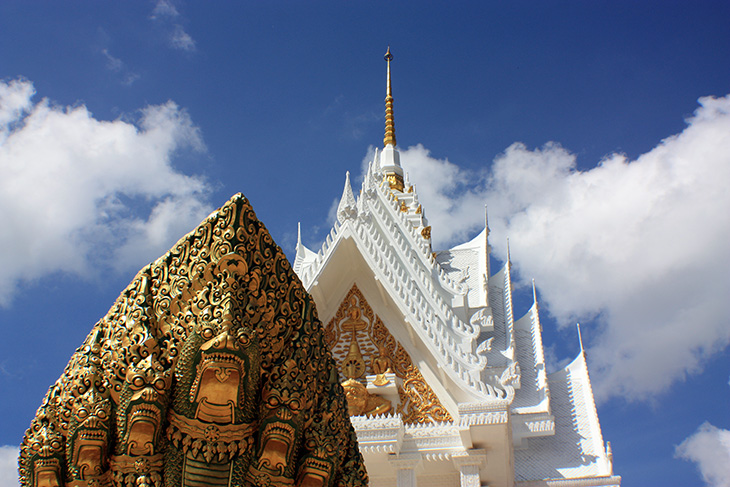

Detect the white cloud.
[
  {"left": 169, "top": 24, "right": 196, "bottom": 52},
  {"left": 0, "top": 446, "right": 19, "bottom": 487},
  {"left": 101, "top": 48, "right": 123, "bottom": 72},
  {"left": 151, "top": 0, "right": 180, "bottom": 19},
  {"left": 0, "top": 79, "right": 34, "bottom": 136},
  {"left": 676, "top": 422, "right": 730, "bottom": 487},
  {"left": 398, "top": 94, "right": 730, "bottom": 402},
  {"left": 0, "top": 78, "right": 212, "bottom": 307},
  {"left": 149, "top": 1, "right": 196, "bottom": 52},
  {"left": 100, "top": 49, "right": 140, "bottom": 86}
]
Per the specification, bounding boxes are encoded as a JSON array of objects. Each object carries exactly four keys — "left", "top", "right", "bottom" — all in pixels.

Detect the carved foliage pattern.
[
  {"left": 19, "top": 194, "right": 367, "bottom": 487},
  {"left": 325, "top": 285, "right": 452, "bottom": 424}
]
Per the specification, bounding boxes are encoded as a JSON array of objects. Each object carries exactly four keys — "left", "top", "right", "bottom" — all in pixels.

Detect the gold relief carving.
[
  {"left": 384, "top": 173, "right": 404, "bottom": 192},
  {"left": 399, "top": 200, "right": 407, "bottom": 212},
  {"left": 328, "top": 285, "right": 453, "bottom": 424},
  {"left": 421, "top": 226, "right": 432, "bottom": 239},
  {"left": 341, "top": 298, "right": 368, "bottom": 379},
  {"left": 342, "top": 379, "right": 392, "bottom": 417},
  {"left": 19, "top": 194, "right": 367, "bottom": 487},
  {"left": 371, "top": 345, "right": 393, "bottom": 386}
]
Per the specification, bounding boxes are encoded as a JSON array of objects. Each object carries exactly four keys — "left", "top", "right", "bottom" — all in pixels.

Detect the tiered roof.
[{"left": 293, "top": 48, "right": 619, "bottom": 487}]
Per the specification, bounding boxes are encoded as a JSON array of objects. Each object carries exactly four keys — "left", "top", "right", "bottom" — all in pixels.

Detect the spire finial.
[
  {"left": 383, "top": 46, "right": 396, "bottom": 147},
  {"left": 484, "top": 204, "right": 490, "bottom": 237},
  {"left": 576, "top": 323, "right": 585, "bottom": 355},
  {"left": 506, "top": 237, "right": 512, "bottom": 268}
]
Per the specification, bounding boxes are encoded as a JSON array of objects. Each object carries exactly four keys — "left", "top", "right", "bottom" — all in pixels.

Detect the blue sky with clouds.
[{"left": 1, "top": 2, "right": 729, "bottom": 486}]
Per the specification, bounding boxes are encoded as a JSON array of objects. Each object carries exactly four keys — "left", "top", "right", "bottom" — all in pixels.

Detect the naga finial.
[{"left": 383, "top": 46, "right": 396, "bottom": 147}]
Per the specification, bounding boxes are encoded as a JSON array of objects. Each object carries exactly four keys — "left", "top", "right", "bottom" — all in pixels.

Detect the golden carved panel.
[
  {"left": 326, "top": 285, "right": 452, "bottom": 424},
  {"left": 19, "top": 194, "right": 367, "bottom": 487}
]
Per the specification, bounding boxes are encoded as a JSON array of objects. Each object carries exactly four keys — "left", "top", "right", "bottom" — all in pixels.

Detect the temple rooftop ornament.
[
  {"left": 383, "top": 46, "right": 396, "bottom": 148},
  {"left": 20, "top": 194, "right": 368, "bottom": 487},
  {"left": 293, "top": 49, "right": 621, "bottom": 487},
  {"left": 381, "top": 46, "right": 404, "bottom": 193}
]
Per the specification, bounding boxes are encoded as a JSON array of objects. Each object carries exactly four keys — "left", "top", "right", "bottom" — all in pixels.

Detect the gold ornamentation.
[
  {"left": 383, "top": 46, "right": 396, "bottom": 148},
  {"left": 421, "top": 226, "right": 431, "bottom": 239},
  {"left": 371, "top": 345, "right": 392, "bottom": 386},
  {"left": 341, "top": 298, "right": 368, "bottom": 380},
  {"left": 20, "top": 194, "right": 368, "bottom": 487},
  {"left": 384, "top": 173, "right": 404, "bottom": 192},
  {"left": 326, "top": 285, "right": 452, "bottom": 424},
  {"left": 342, "top": 379, "right": 392, "bottom": 417}
]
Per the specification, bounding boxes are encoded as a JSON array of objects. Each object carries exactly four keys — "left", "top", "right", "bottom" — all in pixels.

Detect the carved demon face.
[
  {"left": 190, "top": 323, "right": 252, "bottom": 424},
  {"left": 67, "top": 388, "right": 112, "bottom": 480},
  {"left": 117, "top": 354, "right": 172, "bottom": 457}
]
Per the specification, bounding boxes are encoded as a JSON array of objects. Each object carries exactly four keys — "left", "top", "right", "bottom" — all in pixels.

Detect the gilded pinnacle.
[{"left": 384, "top": 46, "right": 396, "bottom": 147}]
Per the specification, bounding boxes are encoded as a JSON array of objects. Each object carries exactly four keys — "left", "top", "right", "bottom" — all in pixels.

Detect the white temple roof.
[
  {"left": 292, "top": 47, "right": 618, "bottom": 487},
  {"left": 514, "top": 352, "right": 615, "bottom": 484}
]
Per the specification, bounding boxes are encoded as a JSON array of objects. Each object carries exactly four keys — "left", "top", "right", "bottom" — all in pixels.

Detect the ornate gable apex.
[
  {"left": 294, "top": 49, "right": 522, "bottom": 407},
  {"left": 295, "top": 161, "right": 519, "bottom": 405}
]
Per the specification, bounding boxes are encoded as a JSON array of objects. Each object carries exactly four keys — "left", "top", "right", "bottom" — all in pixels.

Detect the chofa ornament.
[{"left": 19, "top": 194, "right": 368, "bottom": 487}]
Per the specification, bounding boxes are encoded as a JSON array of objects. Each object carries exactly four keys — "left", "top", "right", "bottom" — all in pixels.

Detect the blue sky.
[{"left": 1, "top": 2, "right": 729, "bottom": 486}]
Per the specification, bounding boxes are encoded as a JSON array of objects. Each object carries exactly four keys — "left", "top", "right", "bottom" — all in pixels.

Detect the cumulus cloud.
[
  {"left": 0, "top": 78, "right": 212, "bottom": 307},
  {"left": 0, "top": 445, "right": 18, "bottom": 487},
  {"left": 398, "top": 94, "right": 730, "bottom": 402},
  {"left": 0, "top": 79, "right": 34, "bottom": 132},
  {"left": 676, "top": 422, "right": 730, "bottom": 487}
]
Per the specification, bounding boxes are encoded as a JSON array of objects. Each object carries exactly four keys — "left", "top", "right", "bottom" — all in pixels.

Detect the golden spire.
[{"left": 383, "top": 46, "right": 396, "bottom": 147}]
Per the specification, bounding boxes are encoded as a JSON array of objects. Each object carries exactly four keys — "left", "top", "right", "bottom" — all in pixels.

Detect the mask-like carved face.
[
  {"left": 117, "top": 352, "right": 172, "bottom": 457},
  {"left": 67, "top": 388, "right": 112, "bottom": 480},
  {"left": 22, "top": 424, "right": 64, "bottom": 487},
  {"left": 190, "top": 323, "right": 250, "bottom": 424}
]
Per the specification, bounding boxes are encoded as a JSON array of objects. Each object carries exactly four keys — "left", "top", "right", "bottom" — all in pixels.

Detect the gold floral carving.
[
  {"left": 325, "top": 285, "right": 452, "bottom": 424},
  {"left": 19, "top": 194, "right": 368, "bottom": 487}
]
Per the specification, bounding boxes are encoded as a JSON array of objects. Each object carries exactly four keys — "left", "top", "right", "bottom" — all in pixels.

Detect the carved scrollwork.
[{"left": 20, "top": 194, "right": 367, "bottom": 487}]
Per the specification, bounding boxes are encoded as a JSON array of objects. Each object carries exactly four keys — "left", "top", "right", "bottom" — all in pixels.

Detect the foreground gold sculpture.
[{"left": 19, "top": 194, "right": 368, "bottom": 487}]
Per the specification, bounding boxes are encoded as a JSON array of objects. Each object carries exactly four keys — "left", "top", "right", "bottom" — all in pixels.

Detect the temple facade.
[{"left": 293, "top": 50, "right": 621, "bottom": 487}]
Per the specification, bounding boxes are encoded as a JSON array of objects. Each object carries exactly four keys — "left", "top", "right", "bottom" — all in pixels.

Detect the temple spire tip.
[
  {"left": 383, "top": 46, "right": 396, "bottom": 147},
  {"left": 576, "top": 323, "right": 585, "bottom": 355}
]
